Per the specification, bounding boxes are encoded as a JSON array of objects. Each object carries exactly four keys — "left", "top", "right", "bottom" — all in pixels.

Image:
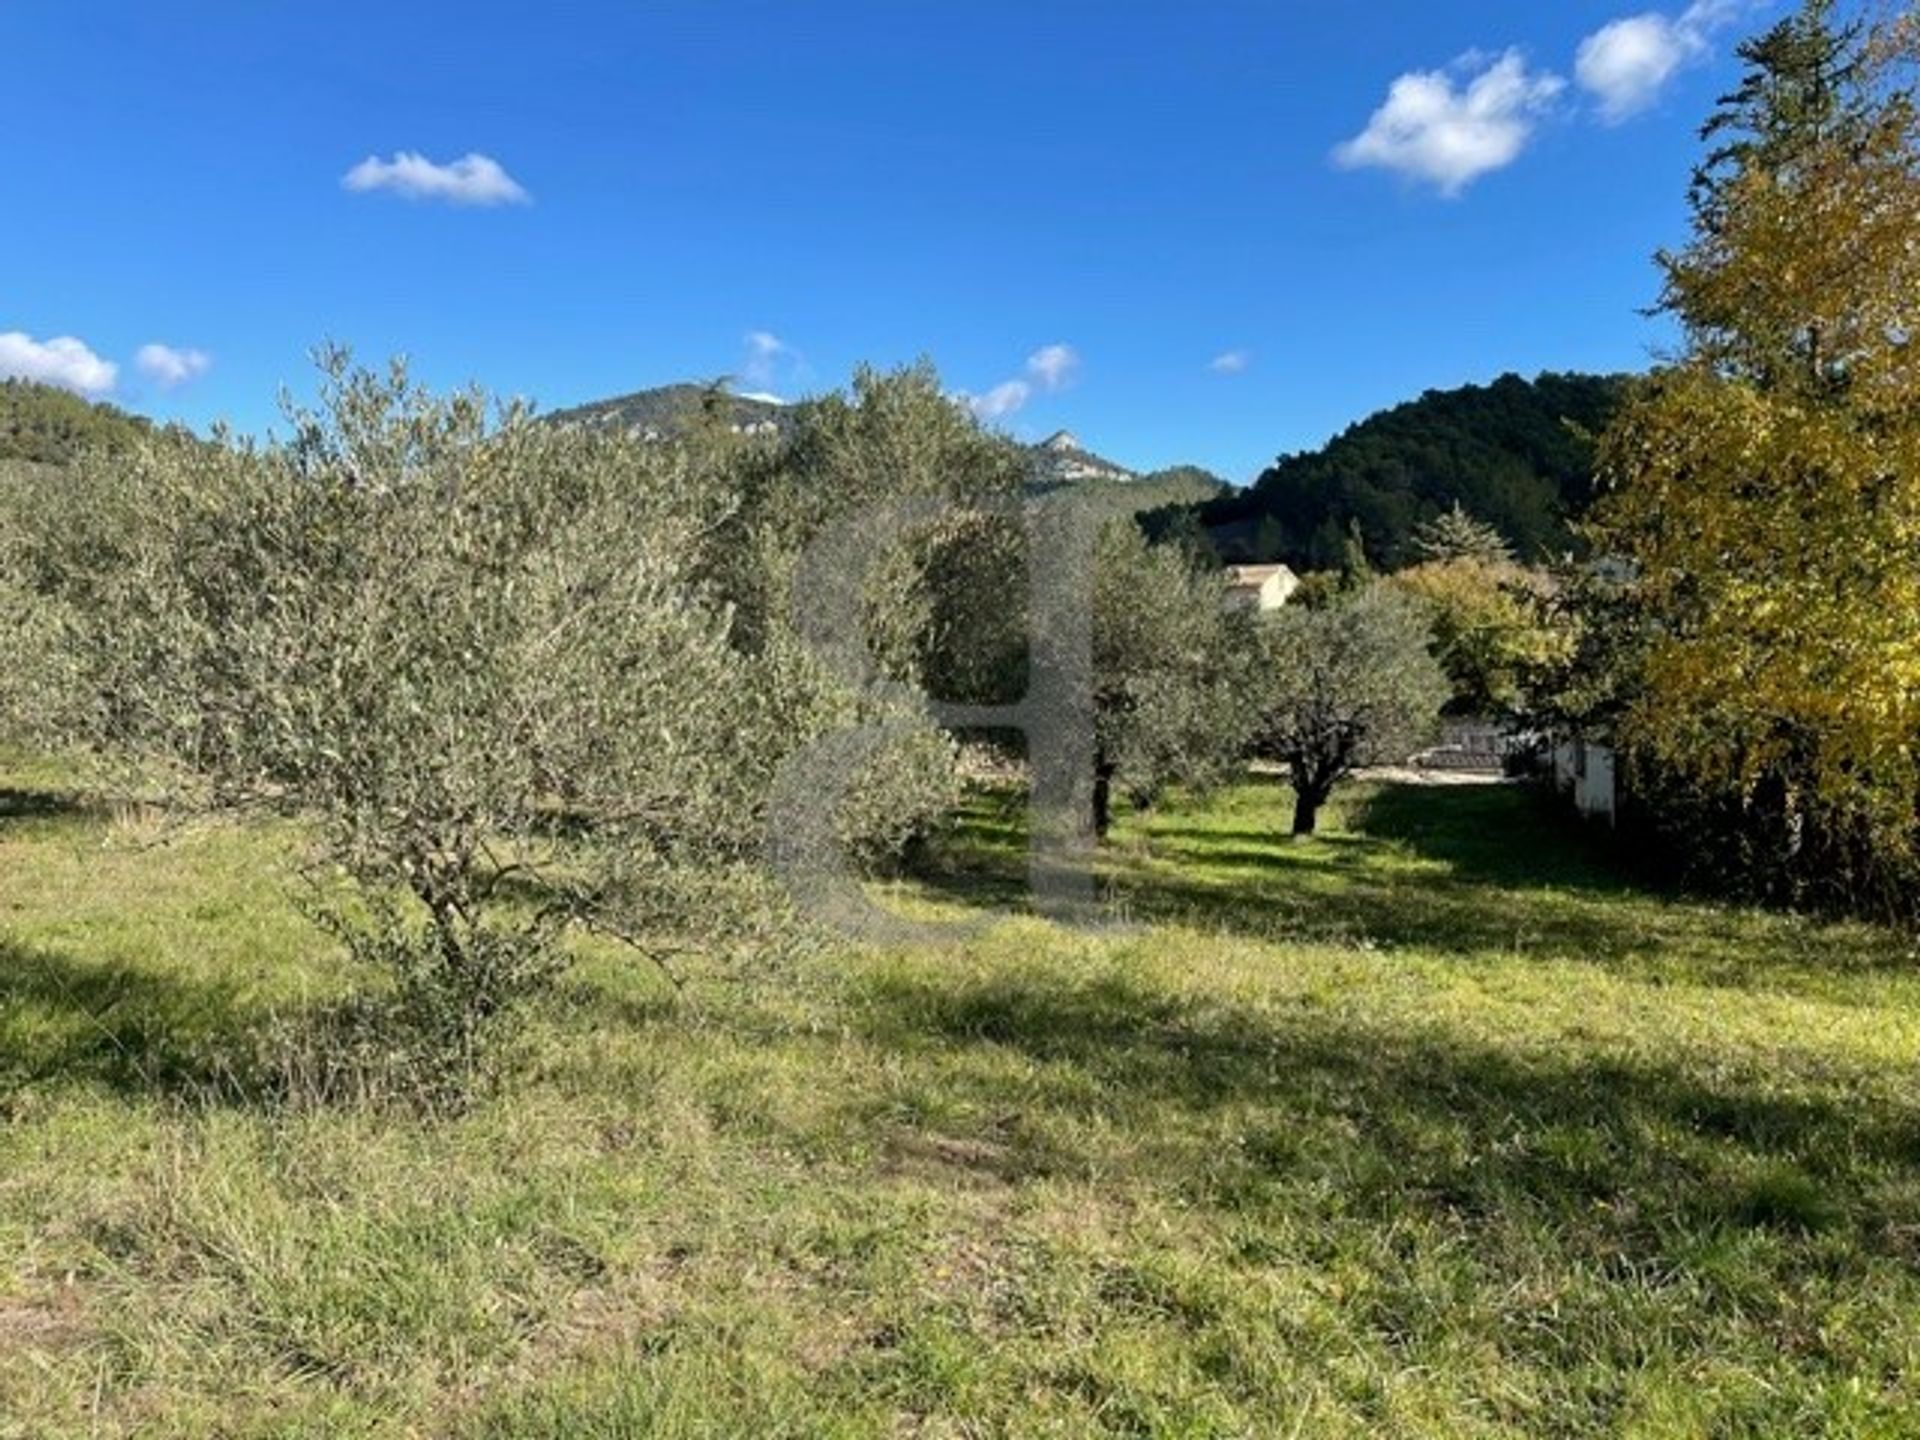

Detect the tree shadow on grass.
[
  {"left": 0, "top": 786, "right": 100, "bottom": 827},
  {"left": 0, "top": 940, "right": 477, "bottom": 1112},
  {"left": 852, "top": 964, "right": 1920, "bottom": 1255},
  {"left": 0, "top": 939, "right": 251, "bottom": 1100},
  {"left": 909, "top": 781, "right": 1915, "bottom": 987},
  {"left": 1143, "top": 780, "right": 1635, "bottom": 899},
  {"left": 1345, "top": 783, "right": 1640, "bottom": 896}
]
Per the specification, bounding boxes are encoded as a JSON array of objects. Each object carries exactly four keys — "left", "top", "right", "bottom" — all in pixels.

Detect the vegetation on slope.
[
  {"left": 1204, "top": 372, "right": 1628, "bottom": 571},
  {"left": 546, "top": 381, "right": 798, "bottom": 440},
  {"left": 546, "top": 381, "right": 1228, "bottom": 500},
  {"left": 0, "top": 380, "right": 153, "bottom": 466}
]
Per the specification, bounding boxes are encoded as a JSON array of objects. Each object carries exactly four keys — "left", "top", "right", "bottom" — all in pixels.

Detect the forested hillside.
[
  {"left": 0, "top": 379, "right": 152, "bottom": 465},
  {"left": 546, "top": 381, "right": 799, "bottom": 440},
  {"left": 1203, "top": 372, "right": 1628, "bottom": 569}
]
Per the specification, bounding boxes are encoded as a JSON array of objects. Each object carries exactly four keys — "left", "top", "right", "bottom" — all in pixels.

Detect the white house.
[
  {"left": 1551, "top": 736, "right": 1617, "bottom": 824},
  {"left": 1222, "top": 563, "right": 1299, "bottom": 613}
]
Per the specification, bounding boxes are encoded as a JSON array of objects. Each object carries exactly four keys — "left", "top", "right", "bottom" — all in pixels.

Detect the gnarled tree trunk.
[{"left": 1292, "top": 783, "right": 1329, "bottom": 836}]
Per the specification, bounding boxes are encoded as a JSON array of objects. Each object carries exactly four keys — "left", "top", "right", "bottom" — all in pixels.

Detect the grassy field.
[{"left": 2, "top": 754, "right": 1919, "bottom": 1436}]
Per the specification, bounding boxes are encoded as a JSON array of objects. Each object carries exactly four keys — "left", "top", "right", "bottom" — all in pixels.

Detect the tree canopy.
[
  {"left": 1251, "top": 585, "right": 1448, "bottom": 836},
  {"left": 1089, "top": 521, "right": 1254, "bottom": 834},
  {"left": 1587, "top": 0, "right": 1920, "bottom": 911},
  {"left": 1203, "top": 372, "right": 1626, "bottom": 571},
  {"left": 1411, "top": 503, "right": 1515, "bottom": 567},
  {"left": 1393, "top": 557, "right": 1558, "bottom": 717},
  {"left": 0, "top": 356, "right": 970, "bottom": 1091}
]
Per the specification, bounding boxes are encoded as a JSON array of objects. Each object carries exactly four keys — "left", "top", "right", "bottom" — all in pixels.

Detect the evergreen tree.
[
  {"left": 1669, "top": 0, "right": 1879, "bottom": 392},
  {"left": 1337, "top": 518, "right": 1372, "bottom": 591},
  {"left": 1411, "top": 503, "right": 1514, "bottom": 566},
  {"left": 1253, "top": 513, "right": 1288, "bottom": 563}
]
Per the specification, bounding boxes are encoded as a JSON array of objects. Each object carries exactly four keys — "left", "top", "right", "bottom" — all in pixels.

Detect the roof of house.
[{"left": 1223, "top": 563, "right": 1297, "bottom": 590}]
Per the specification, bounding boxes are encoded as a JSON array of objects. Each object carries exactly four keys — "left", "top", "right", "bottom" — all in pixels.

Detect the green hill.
[
  {"left": 0, "top": 380, "right": 153, "bottom": 466},
  {"left": 1203, "top": 371, "right": 1629, "bottom": 570}
]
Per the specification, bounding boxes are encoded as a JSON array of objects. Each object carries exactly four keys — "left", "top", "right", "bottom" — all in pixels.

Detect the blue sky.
[{"left": 2, "top": 1, "right": 1775, "bottom": 481}]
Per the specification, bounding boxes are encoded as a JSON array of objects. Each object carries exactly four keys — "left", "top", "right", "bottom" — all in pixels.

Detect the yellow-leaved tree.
[{"left": 1592, "top": 0, "right": 1920, "bottom": 906}]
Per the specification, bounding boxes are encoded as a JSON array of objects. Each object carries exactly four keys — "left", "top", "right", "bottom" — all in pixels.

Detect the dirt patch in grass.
[{"left": 0, "top": 1287, "right": 89, "bottom": 1352}]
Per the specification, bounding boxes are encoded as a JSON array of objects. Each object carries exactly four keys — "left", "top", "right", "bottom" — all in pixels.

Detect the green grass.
[{"left": 3, "top": 758, "right": 1920, "bottom": 1436}]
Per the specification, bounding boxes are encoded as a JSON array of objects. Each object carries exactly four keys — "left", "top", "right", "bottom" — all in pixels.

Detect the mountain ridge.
[{"left": 547, "top": 382, "right": 1149, "bottom": 491}]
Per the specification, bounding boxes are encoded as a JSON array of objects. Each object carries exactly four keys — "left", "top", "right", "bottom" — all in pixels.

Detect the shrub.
[{"left": 0, "top": 353, "right": 956, "bottom": 1092}]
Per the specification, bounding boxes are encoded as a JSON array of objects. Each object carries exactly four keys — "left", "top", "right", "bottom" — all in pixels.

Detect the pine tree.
[
  {"left": 1694, "top": 0, "right": 1863, "bottom": 212},
  {"left": 1662, "top": 0, "right": 1905, "bottom": 399},
  {"left": 1337, "top": 518, "right": 1372, "bottom": 591},
  {"left": 1411, "top": 502, "right": 1514, "bottom": 566}
]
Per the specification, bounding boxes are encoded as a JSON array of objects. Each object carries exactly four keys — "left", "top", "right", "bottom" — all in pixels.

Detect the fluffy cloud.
[
  {"left": 1208, "top": 349, "right": 1251, "bottom": 375},
  {"left": 1025, "top": 343, "right": 1080, "bottom": 391},
  {"left": 967, "top": 379, "right": 1033, "bottom": 421},
  {"left": 135, "top": 342, "right": 212, "bottom": 389},
  {"left": 1334, "top": 49, "right": 1565, "bottom": 196},
  {"left": 962, "top": 342, "right": 1080, "bottom": 421},
  {"left": 1576, "top": 2, "right": 1743, "bottom": 122},
  {"left": 0, "top": 331, "right": 117, "bottom": 395},
  {"left": 341, "top": 151, "right": 530, "bottom": 206}
]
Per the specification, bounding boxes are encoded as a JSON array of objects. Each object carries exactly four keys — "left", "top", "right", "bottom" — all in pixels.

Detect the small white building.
[
  {"left": 1223, "top": 563, "right": 1300, "bottom": 613},
  {"left": 1552, "top": 736, "right": 1617, "bottom": 824}
]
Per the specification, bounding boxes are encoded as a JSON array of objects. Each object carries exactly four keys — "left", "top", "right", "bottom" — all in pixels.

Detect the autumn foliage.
[{"left": 1591, "top": 0, "right": 1920, "bottom": 908}]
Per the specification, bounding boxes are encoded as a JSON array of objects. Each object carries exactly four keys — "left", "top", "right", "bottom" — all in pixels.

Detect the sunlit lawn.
[{"left": 3, "top": 753, "right": 1919, "bottom": 1436}]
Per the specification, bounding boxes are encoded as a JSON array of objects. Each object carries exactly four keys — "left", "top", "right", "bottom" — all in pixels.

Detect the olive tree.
[
  {"left": 759, "top": 363, "right": 1032, "bottom": 707},
  {"left": 1252, "top": 584, "right": 1448, "bottom": 835},
  {"left": 1088, "top": 522, "right": 1255, "bottom": 835},
  {"left": 897, "top": 490, "right": 1256, "bottom": 839},
  {"left": 734, "top": 366, "right": 1260, "bottom": 847},
  {"left": 0, "top": 354, "right": 956, "bottom": 1089}
]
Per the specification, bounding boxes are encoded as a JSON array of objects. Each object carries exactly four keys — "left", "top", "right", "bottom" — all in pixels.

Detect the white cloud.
[
  {"left": 967, "top": 379, "right": 1033, "bottom": 421},
  {"left": 1025, "top": 343, "right": 1080, "bottom": 391},
  {"left": 341, "top": 151, "right": 530, "bottom": 206},
  {"left": 961, "top": 342, "right": 1080, "bottom": 421},
  {"left": 741, "top": 330, "right": 803, "bottom": 389},
  {"left": 135, "top": 342, "right": 212, "bottom": 389},
  {"left": 0, "top": 331, "right": 117, "bottom": 395},
  {"left": 1209, "top": 349, "right": 1251, "bottom": 375},
  {"left": 1576, "top": 2, "right": 1744, "bottom": 122},
  {"left": 1334, "top": 49, "right": 1565, "bottom": 196}
]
